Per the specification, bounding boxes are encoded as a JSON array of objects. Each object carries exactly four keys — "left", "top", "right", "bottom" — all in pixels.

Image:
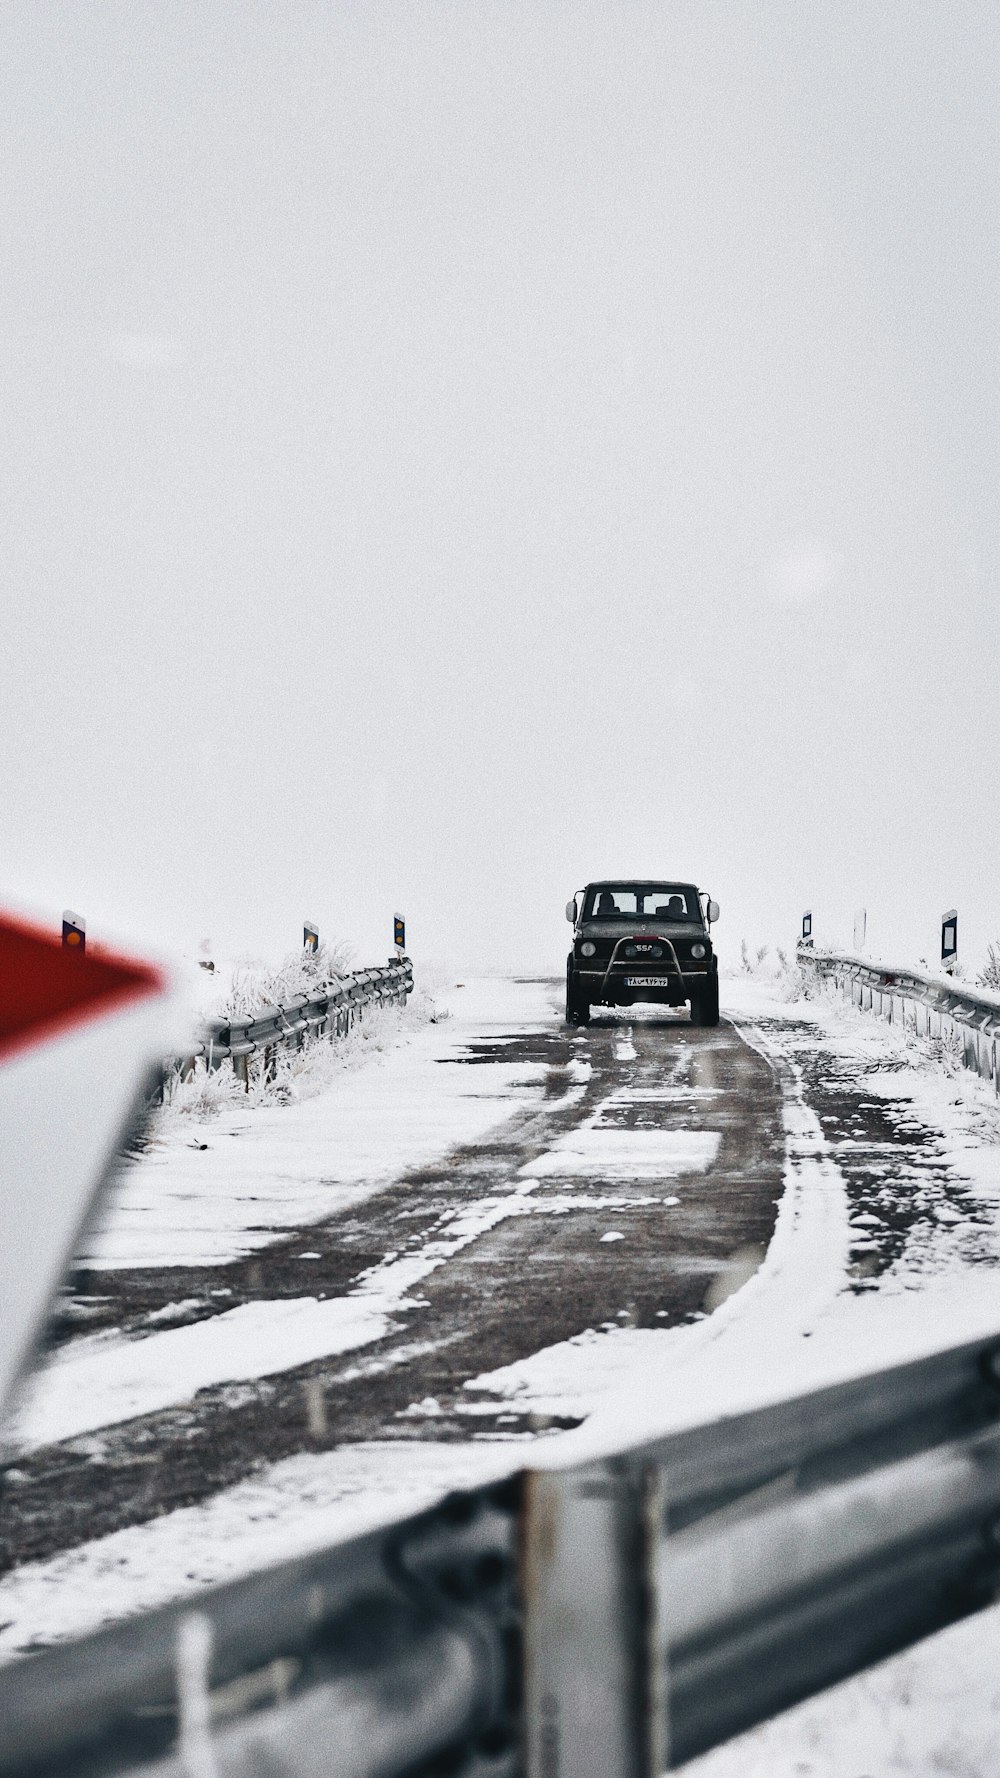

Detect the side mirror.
[
  {"left": 707, "top": 899, "right": 720, "bottom": 925},
  {"left": 565, "top": 899, "right": 577, "bottom": 924}
]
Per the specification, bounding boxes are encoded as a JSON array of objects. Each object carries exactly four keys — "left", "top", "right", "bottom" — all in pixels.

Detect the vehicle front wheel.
[
  {"left": 566, "top": 964, "right": 591, "bottom": 1026},
  {"left": 690, "top": 978, "right": 720, "bottom": 1027}
]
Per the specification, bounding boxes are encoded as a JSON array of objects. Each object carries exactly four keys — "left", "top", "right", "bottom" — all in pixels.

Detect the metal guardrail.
[
  {"left": 160, "top": 957, "right": 414, "bottom": 1093},
  {"left": 798, "top": 946, "right": 1000, "bottom": 1094},
  {"left": 5, "top": 1326, "right": 1000, "bottom": 1776}
]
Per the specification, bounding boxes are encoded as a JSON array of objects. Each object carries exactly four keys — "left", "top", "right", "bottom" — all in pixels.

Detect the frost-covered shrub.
[
  {"left": 735, "top": 939, "right": 805, "bottom": 1001},
  {"left": 210, "top": 939, "right": 356, "bottom": 1023},
  {"left": 979, "top": 943, "right": 1000, "bottom": 991},
  {"left": 161, "top": 1057, "right": 246, "bottom": 1118},
  {"left": 925, "top": 1021, "right": 966, "bottom": 1076},
  {"left": 739, "top": 939, "right": 771, "bottom": 973},
  {"left": 158, "top": 973, "right": 440, "bottom": 1123}
]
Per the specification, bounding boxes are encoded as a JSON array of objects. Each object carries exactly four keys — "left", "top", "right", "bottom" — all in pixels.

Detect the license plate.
[{"left": 624, "top": 976, "right": 666, "bottom": 987}]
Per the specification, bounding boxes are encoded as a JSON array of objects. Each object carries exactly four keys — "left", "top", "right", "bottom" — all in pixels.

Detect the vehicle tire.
[
  {"left": 690, "top": 977, "right": 720, "bottom": 1027},
  {"left": 566, "top": 963, "right": 591, "bottom": 1026}
]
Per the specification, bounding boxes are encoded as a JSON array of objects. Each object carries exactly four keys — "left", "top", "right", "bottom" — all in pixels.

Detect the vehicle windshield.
[{"left": 583, "top": 884, "right": 701, "bottom": 922}]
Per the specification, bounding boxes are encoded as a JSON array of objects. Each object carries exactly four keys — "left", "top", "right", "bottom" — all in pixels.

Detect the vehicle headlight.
[
  {"left": 580, "top": 941, "right": 597, "bottom": 957},
  {"left": 690, "top": 943, "right": 707, "bottom": 959}
]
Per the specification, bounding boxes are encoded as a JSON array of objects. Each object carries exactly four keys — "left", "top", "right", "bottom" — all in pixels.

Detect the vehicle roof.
[{"left": 584, "top": 879, "right": 700, "bottom": 891}]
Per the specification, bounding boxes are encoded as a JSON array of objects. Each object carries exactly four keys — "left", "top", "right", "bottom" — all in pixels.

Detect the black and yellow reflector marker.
[
  {"left": 62, "top": 911, "right": 86, "bottom": 953},
  {"left": 393, "top": 914, "right": 405, "bottom": 952},
  {"left": 303, "top": 923, "right": 319, "bottom": 955}
]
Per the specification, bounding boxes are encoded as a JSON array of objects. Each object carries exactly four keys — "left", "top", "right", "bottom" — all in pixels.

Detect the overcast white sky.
[{"left": 2, "top": 3, "right": 997, "bottom": 975}]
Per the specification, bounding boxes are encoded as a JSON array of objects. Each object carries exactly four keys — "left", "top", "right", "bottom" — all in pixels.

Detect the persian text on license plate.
[{"left": 624, "top": 976, "right": 666, "bottom": 987}]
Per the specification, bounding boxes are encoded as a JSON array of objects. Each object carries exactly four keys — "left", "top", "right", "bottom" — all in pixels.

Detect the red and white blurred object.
[{"left": 0, "top": 909, "right": 178, "bottom": 1436}]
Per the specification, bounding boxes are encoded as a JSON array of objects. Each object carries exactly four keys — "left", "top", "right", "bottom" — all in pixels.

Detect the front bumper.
[
  {"left": 573, "top": 936, "right": 713, "bottom": 1005},
  {"left": 574, "top": 972, "right": 707, "bottom": 1006}
]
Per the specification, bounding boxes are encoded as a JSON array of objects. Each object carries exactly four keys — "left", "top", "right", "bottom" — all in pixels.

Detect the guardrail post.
[{"left": 524, "top": 1465, "right": 660, "bottom": 1778}]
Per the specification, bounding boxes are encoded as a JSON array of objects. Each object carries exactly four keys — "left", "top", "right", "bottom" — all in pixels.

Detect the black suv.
[{"left": 565, "top": 879, "right": 720, "bottom": 1027}]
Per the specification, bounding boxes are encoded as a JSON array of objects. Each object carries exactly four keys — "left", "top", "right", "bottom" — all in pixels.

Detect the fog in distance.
[{"left": 2, "top": 5, "right": 996, "bottom": 975}]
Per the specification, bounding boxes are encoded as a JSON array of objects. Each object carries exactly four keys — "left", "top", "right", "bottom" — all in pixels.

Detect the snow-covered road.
[
  {"left": 3, "top": 974, "right": 786, "bottom": 1563},
  {"left": 81, "top": 977, "right": 557, "bottom": 1270},
  {"left": 4, "top": 970, "right": 1000, "bottom": 1774}
]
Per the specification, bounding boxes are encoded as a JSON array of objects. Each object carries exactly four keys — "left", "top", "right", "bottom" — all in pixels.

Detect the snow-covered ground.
[
  {"left": 81, "top": 977, "right": 554, "bottom": 1269},
  {"left": 5, "top": 970, "right": 1000, "bottom": 1773}
]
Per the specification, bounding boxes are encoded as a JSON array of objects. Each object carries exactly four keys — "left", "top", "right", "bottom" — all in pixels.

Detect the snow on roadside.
[
  {"left": 679, "top": 975, "right": 1000, "bottom": 1778},
  {"left": 680, "top": 1598, "right": 1000, "bottom": 1778},
  {"left": 80, "top": 977, "right": 555, "bottom": 1270}
]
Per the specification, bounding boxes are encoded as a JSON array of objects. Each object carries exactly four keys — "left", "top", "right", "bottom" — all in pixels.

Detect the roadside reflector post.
[
  {"left": 853, "top": 908, "right": 867, "bottom": 954},
  {"left": 801, "top": 910, "right": 813, "bottom": 947},
  {"left": 941, "top": 909, "right": 958, "bottom": 974},
  {"left": 394, "top": 913, "right": 406, "bottom": 954},
  {"left": 62, "top": 910, "right": 86, "bottom": 953},
  {"left": 303, "top": 922, "right": 319, "bottom": 956}
]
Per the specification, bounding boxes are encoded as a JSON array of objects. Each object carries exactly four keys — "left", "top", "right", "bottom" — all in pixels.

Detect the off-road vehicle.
[{"left": 565, "top": 879, "right": 720, "bottom": 1026}]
